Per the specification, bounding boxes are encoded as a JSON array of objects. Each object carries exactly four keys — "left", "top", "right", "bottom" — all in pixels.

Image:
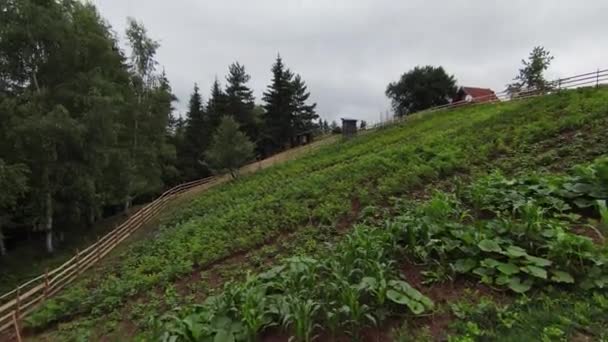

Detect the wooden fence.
[
  {"left": 0, "top": 176, "right": 216, "bottom": 337},
  {"left": 372, "top": 68, "right": 608, "bottom": 129},
  {"left": 0, "top": 139, "right": 330, "bottom": 339}
]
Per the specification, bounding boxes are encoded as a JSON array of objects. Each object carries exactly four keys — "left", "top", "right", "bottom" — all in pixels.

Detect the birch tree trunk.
[
  {"left": 124, "top": 195, "right": 131, "bottom": 215},
  {"left": 45, "top": 191, "right": 54, "bottom": 254},
  {"left": 87, "top": 205, "right": 96, "bottom": 227},
  {"left": 0, "top": 226, "right": 6, "bottom": 256}
]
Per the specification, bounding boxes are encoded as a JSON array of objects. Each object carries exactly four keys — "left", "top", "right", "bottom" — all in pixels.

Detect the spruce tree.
[
  {"left": 262, "top": 55, "right": 294, "bottom": 153},
  {"left": 180, "top": 84, "right": 208, "bottom": 180},
  {"left": 290, "top": 74, "right": 318, "bottom": 137},
  {"left": 225, "top": 63, "right": 257, "bottom": 142},
  {"left": 207, "top": 77, "right": 226, "bottom": 134}
]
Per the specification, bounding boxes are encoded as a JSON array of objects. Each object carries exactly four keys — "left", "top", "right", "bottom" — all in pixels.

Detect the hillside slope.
[{"left": 25, "top": 87, "right": 608, "bottom": 341}]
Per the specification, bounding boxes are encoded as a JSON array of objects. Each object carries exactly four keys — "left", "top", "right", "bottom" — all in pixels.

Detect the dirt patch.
[
  {"left": 399, "top": 260, "right": 501, "bottom": 341},
  {"left": 571, "top": 225, "right": 605, "bottom": 245},
  {"left": 262, "top": 323, "right": 397, "bottom": 342},
  {"left": 336, "top": 197, "right": 362, "bottom": 232}
]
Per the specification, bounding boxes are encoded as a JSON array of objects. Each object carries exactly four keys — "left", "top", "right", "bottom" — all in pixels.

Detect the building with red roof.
[{"left": 452, "top": 86, "right": 499, "bottom": 104}]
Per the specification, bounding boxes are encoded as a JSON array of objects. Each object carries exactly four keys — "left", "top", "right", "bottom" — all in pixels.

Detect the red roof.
[{"left": 458, "top": 87, "right": 498, "bottom": 103}]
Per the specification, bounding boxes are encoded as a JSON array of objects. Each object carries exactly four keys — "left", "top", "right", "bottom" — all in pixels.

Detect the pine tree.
[
  {"left": 262, "top": 55, "right": 294, "bottom": 153},
  {"left": 290, "top": 74, "right": 318, "bottom": 138},
  {"left": 207, "top": 77, "right": 226, "bottom": 133},
  {"left": 330, "top": 120, "right": 340, "bottom": 134},
  {"left": 180, "top": 84, "right": 208, "bottom": 180},
  {"left": 225, "top": 63, "right": 257, "bottom": 141}
]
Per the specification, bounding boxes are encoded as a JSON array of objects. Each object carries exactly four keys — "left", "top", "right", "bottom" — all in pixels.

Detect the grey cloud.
[{"left": 94, "top": 0, "right": 608, "bottom": 124}]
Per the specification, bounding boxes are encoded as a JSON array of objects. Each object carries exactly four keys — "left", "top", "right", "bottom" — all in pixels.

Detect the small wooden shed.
[
  {"left": 292, "top": 130, "right": 314, "bottom": 147},
  {"left": 341, "top": 118, "right": 358, "bottom": 138}
]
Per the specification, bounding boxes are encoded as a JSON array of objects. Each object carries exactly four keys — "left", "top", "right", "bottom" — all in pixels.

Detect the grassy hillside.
[{"left": 25, "top": 87, "right": 608, "bottom": 341}]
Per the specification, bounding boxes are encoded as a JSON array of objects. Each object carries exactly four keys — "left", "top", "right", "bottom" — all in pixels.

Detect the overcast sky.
[{"left": 93, "top": 0, "right": 608, "bottom": 124}]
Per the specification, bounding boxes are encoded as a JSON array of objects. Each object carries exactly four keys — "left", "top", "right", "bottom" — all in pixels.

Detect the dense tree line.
[
  {"left": 175, "top": 55, "right": 320, "bottom": 180},
  {"left": 0, "top": 0, "right": 320, "bottom": 256}
]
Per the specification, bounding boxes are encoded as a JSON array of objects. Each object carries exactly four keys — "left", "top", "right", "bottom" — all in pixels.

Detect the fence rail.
[
  {"left": 0, "top": 175, "right": 217, "bottom": 336},
  {"left": 0, "top": 138, "right": 330, "bottom": 339},
  {"left": 371, "top": 68, "right": 608, "bottom": 129}
]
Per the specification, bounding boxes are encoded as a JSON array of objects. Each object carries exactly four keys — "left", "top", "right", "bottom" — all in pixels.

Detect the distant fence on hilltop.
[{"left": 372, "top": 68, "right": 608, "bottom": 129}]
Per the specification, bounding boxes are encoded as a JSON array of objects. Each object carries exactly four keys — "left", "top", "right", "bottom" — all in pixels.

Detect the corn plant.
[
  {"left": 280, "top": 295, "right": 320, "bottom": 342},
  {"left": 596, "top": 200, "right": 608, "bottom": 234}
]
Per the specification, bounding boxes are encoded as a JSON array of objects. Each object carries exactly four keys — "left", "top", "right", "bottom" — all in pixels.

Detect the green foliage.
[
  {"left": 205, "top": 116, "right": 255, "bottom": 178},
  {"left": 0, "top": 0, "right": 175, "bottom": 255},
  {"left": 179, "top": 83, "right": 210, "bottom": 180},
  {"left": 394, "top": 159, "right": 608, "bottom": 294},
  {"left": 0, "top": 160, "right": 28, "bottom": 209},
  {"left": 225, "top": 62, "right": 257, "bottom": 142},
  {"left": 449, "top": 291, "right": 608, "bottom": 341},
  {"left": 465, "top": 157, "right": 608, "bottom": 216},
  {"left": 386, "top": 65, "right": 457, "bottom": 116},
  {"left": 150, "top": 156, "right": 608, "bottom": 340},
  {"left": 509, "top": 46, "right": 555, "bottom": 92},
  {"left": 262, "top": 55, "right": 318, "bottom": 152},
  {"left": 153, "top": 226, "right": 432, "bottom": 341}
]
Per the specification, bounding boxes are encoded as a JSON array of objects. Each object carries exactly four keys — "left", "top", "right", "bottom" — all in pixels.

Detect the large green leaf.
[
  {"left": 504, "top": 245, "right": 528, "bottom": 258},
  {"left": 574, "top": 197, "right": 595, "bottom": 208},
  {"left": 258, "top": 265, "right": 285, "bottom": 280},
  {"left": 508, "top": 277, "right": 532, "bottom": 293},
  {"left": 570, "top": 182, "right": 595, "bottom": 194},
  {"left": 214, "top": 330, "right": 235, "bottom": 342},
  {"left": 495, "top": 275, "right": 510, "bottom": 286},
  {"left": 522, "top": 265, "right": 547, "bottom": 279},
  {"left": 388, "top": 280, "right": 434, "bottom": 312},
  {"left": 497, "top": 263, "right": 520, "bottom": 276},
  {"left": 387, "top": 289, "right": 425, "bottom": 314},
  {"left": 453, "top": 258, "right": 477, "bottom": 273},
  {"left": 551, "top": 270, "right": 574, "bottom": 283},
  {"left": 478, "top": 239, "right": 502, "bottom": 253},
  {"left": 525, "top": 255, "right": 552, "bottom": 267},
  {"left": 358, "top": 276, "right": 378, "bottom": 290},
  {"left": 481, "top": 258, "right": 502, "bottom": 269}
]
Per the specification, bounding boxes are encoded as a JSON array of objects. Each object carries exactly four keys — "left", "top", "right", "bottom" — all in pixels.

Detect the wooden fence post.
[
  {"left": 14, "top": 285, "right": 21, "bottom": 340},
  {"left": 96, "top": 236, "right": 101, "bottom": 263},
  {"left": 76, "top": 248, "right": 81, "bottom": 273},
  {"left": 12, "top": 312, "right": 22, "bottom": 342},
  {"left": 597, "top": 68, "right": 600, "bottom": 88},
  {"left": 43, "top": 268, "right": 50, "bottom": 299}
]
